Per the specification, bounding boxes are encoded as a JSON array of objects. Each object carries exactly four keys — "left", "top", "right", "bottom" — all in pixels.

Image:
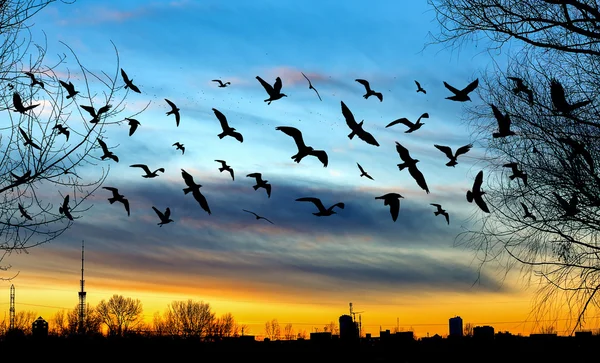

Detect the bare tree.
[
  {"left": 325, "top": 321, "right": 339, "bottom": 335},
  {"left": 464, "top": 322, "right": 474, "bottom": 337},
  {"left": 264, "top": 319, "right": 280, "bottom": 340},
  {"left": 297, "top": 329, "right": 308, "bottom": 340},
  {"left": 161, "top": 299, "right": 215, "bottom": 338},
  {"left": 96, "top": 295, "right": 143, "bottom": 337},
  {"left": 283, "top": 323, "right": 295, "bottom": 340},
  {"left": 428, "top": 0, "right": 600, "bottom": 334},
  {"left": 209, "top": 312, "right": 240, "bottom": 339},
  {"left": 0, "top": 0, "right": 147, "bottom": 279},
  {"left": 52, "top": 303, "right": 102, "bottom": 336}
]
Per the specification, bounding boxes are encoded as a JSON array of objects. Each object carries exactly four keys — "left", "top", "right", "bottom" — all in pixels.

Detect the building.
[
  {"left": 449, "top": 316, "right": 463, "bottom": 337},
  {"left": 339, "top": 314, "right": 359, "bottom": 342},
  {"left": 32, "top": 316, "right": 48, "bottom": 338},
  {"left": 473, "top": 325, "right": 495, "bottom": 340}
]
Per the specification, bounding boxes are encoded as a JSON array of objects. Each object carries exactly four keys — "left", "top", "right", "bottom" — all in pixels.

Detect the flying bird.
[
  {"left": 414, "top": 80, "right": 426, "bottom": 94},
  {"left": 212, "top": 79, "right": 231, "bottom": 88},
  {"left": 126, "top": 118, "right": 140, "bottom": 136},
  {"left": 395, "top": 142, "right": 429, "bottom": 194},
  {"left": 80, "top": 104, "right": 112, "bottom": 124},
  {"left": 23, "top": 71, "right": 44, "bottom": 88},
  {"left": 467, "top": 170, "right": 490, "bottom": 213},
  {"left": 12, "top": 92, "right": 39, "bottom": 114},
  {"left": 553, "top": 192, "right": 580, "bottom": 217},
  {"left": 276, "top": 126, "right": 328, "bottom": 167},
  {"left": 19, "top": 127, "right": 41, "bottom": 150},
  {"left": 18, "top": 203, "right": 32, "bottom": 220},
  {"left": 301, "top": 72, "right": 322, "bottom": 101},
  {"left": 215, "top": 160, "right": 234, "bottom": 180},
  {"left": 386, "top": 113, "right": 429, "bottom": 133},
  {"left": 558, "top": 137, "right": 595, "bottom": 174},
  {"left": 11, "top": 170, "right": 31, "bottom": 185},
  {"left": 520, "top": 202, "right": 536, "bottom": 221},
  {"left": 430, "top": 203, "right": 450, "bottom": 225},
  {"left": 53, "top": 123, "right": 70, "bottom": 141},
  {"left": 181, "top": 169, "right": 211, "bottom": 215},
  {"left": 173, "top": 142, "right": 185, "bottom": 154},
  {"left": 375, "top": 193, "right": 403, "bottom": 222},
  {"left": 550, "top": 78, "right": 591, "bottom": 115},
  {"left": 59, "top": 80, "right": 79, "bottom": 99},
  {"left": 97, "top": 138, "right": 118, "bottom": 162},
  {"left": 433, "top": 143, "right": 472, "bottom": 167},
  {"left": 165, "top": 99, "right": 181, "bottom": 127},
  {"left": 356, "top": 163, "right": 374, "bottom": 180},
  {"left": 121, "top": 68, "right": 141, "bottom": 93},
  {"left": 242, "top": 209, "right": 274, "bottom": 224},
  {"left": 507, "top": 77, "right": 534, "bottom": 105},
  {"left": 212, "top": 108, "right": 243, "bottom": 142},
  {"left": 341, "top": 101, "right": 380, "bottom": 147},
  {"left": 443, "top": 78, "right": 479, "bottom": 102},
  {"left": 152, "top": 206, "right": 173, "bottom": 227},
  {"left": 491, "top": 104, "right": 516, "bottom": 138},
  {"left": 102, "top": 187, "right": 130, "bottom": 216},
  {"left": 256, "top": 76, "right": 287, "bottom": 104},
  {"left": 130, "top": 164, "right": 165, "bottom": 178},
  {"left": 295, "top": 197, "right": 344, "bottom": 216},
  {"left": 355, "top": 79, "right": 383, "bottom": 102},
  {"left": 247, "top": 173, "right": 271, "bottom": 198},
  {"left": 503, "top": 162, "right": 527, "bottom": 186},
  {"left": 59, "top": 194, "right": 74, "bottom": 221}
]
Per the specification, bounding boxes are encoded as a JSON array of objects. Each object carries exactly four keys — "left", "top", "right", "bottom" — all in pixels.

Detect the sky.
[{"left": 0, "top": 0, "right": 571, "bottom": 338}]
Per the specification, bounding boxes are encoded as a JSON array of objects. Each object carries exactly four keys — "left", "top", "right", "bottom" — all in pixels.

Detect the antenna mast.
[
  {"left": 78, "top": 240, "right": 86, "bottom": 334},
  {"left": 9, "top": 284, "right": 15, "bottom": 330}
]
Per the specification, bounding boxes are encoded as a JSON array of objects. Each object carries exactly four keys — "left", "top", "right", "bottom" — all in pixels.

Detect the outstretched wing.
[
  {"left": 130, "top": 164, "right": 151, "bottom": 174},
  {"left": 192, "top": 189, "right": 211, "bottom": 214},
  {"left": 212, "top": 108, "right": 229, "bottom": 130},
  {"left": 256, "top": 76, "right": 274, "bottom": 94},
  {"left": 120, "top": 68, "right": 130, "bottom": 83},
  {"left": 341, "top": 101, "right": 357, "bottom": 128},
  {"left": 164, "top": 98, "right": 177, "bottom": 110},
  {"left": 355, "top": 79, "right": 370, "bottom": 92},
  {"left": 309, "top": 150, "right": 328, "bottom": 167},
  {"left": 276, "top": 126, "right": 306, "bottom": 150},
  {"left": 97, "top": 138, "right": 108, "bottom": 152},
  {"left": 273, "top": 77, "right": 283, "bottom": 93},
  {"left": 433, "top": 144, "right": 454, "bottom": 160},
  {"left": 463, "top": 78, "right": 479, "bottom": 93},
  {"left": 357, "top": 163, "right": 365, "bottom": 173},
  {"left": 395, "top": 142, "right": 412, "bottom": 162},
  {"left": 473, "top": 170, "right": 484, "bottom": 194},
  {"left": 181, "top": 169, "right": 196, "bottom": 187},
  {"left": 296, "top": 197, "right": 325, "bottom": 212},
  {"left": 386, "top": 118, "right": 414, "bottom": 128},
  {"left": 409, "top": 166, "right": 430, "bottom": 194},
  {"left": 443, "top": 81, "right": 461, "bottom": 95},
  {"left": 357, "top": 129, "right": 380, "bottom": 147},
  {"left": 455, "top": 144, "right": 473, "bottom": 157},
  {"left": 243, "top": 209, "right": 258, "bottom": 217}
]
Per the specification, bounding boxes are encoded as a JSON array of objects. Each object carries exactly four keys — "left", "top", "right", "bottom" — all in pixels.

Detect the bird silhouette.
[
  {"left": 414, "top": 80, "right": 426, "bottom": 94},
  {"left": 491, "top": 104, "right": 516, "bottom": 138},
  {"left": 80, "top": 104, "right": 112, "bottom": 124},
  {"left": 152, "top": 206, "right": 173, "bottom": 227},
  {"left": 430, "top": 203, "right": 449, "bottom": 225},
  {"left": 355, "top": 79, "right": 383, "bottom": 102},
  {"left": 507, "top": 77, "right": 533, "bottom": 105},
  {"left": 53, "top": 123, "right": 70, "bottom": 141},
  {"left": 97, "top": 138, "right": 118, "bottom": 162},
  {"left": 467, "top": 170, "right": 490, "bottom": 213},
  {"left": 11, "top": 170, "right": 31, "bottom": 185},
  {"left": 301, "top": 72, "right": 322, "bottom": 101},
  {"left": 503, "top": 162, "right": 527, "bottom": 186},
  {"left": 247, "top": 173, "right": 271, "bottom": 198},
  {"left": 212, "top": 79, "right": 231, "bottom": 88},
  {"left": 553, "top": 192, "right": 580, "bottom": 217},
  {"left": 103, "top": 187, "right": 130, "bottom": 216},
  {"left": 276, "top": 126, "right": 328, "bottom": 167},
  {"left": 295, "top": 197, "right": 344, "bottom": 216},
  {"left": 212, "top": 108, "right": 243, "bottom": 142},
  {"left": 433, "top": 143, "right": 472, "bottom": 167},
  {"left": 215, "top": 160, "right": 234, "bottom": 180},
  {"left": 59, "top": 80, "right": 79, "bottom": 99},
  {"left": 12, "top": 92, "right": 39, "bottom": 114},
  {"left": 59, "top": 194, "right": 74, "bottom": 221},
  {"left": 126, "top": 118, "right": 141, "bottom": 136},
  {"left": 130, "top": 164, "right": 165, "bottom": 178},
  {"left": 181, "top": 169, "right": 211, "bottom": 215},
  {"left": 395, "top": 142, "right": 429, "bottom": 194},
  {"left": 443, "top": 78, "right": 479, "bottom": 102},
  {"left": 558, "top": 137, "right": 595, "bottom": 174},
  {"left": 357, "top": 163, "right": 374, "bottom": 180},
  {"left": 242, "top": 209, "right": 274, "bottom": 224},
  {"left": 386, "top": 113, "right": 429, "bottom": 133},
  {"left": 23, "top": 71, "right": 44, "bottom": 88},
  {"left": 520, "top": 202, "right": 536, "bottom": 221},
  {"left": 165, "top": 99, "right": 181, "bottom": 126},
  {"left": 550, "top": 79, "right": 591, "bottom": 114},
  {"left": 19, "top": 127, "right": 41, "bottom": 150},
  {"left": 375, "top": 193, "right": 403, "bottom": 222},
  {"left": 173, "top": 142, "right": 185, "bottom": 154},
  {"left": 121, "top": 68, "right": 141, "bottom": 93},
  {"left": 341, "top": 101, "right": 380, "bottom": 147},
  {"left": 18, "top": 203, "right": 32, "bottom": 220},
  {"left": 256, "top": 76, "right": 287, "bottom": 104}
]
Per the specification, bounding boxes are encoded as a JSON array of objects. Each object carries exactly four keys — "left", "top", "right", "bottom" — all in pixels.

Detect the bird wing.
[
  {"left": 120, "top": 68, "right": 130, "bottom": 83},
  {"left": 341, "top": 101, "right": 357, "bottom": 128},
  {"left": 12, "top": 93, "right": 24, "bottom": 109},
  {"left": 122, "top": 198, "right": 130, "bottom": 216},
  {"left": 332, "top": 202, "right": 345, "bottom": 210},
  {"left": 232, "top": 131, "right": 244, "bottom": 143},
  {"left": 247, "top": 173, "right": 261, "bottom": 179},
  {"left": 388, "top": 198, "right": 400, "bottom": 222},
  {"left": 192, "top": 189, "right": 211, "bottom": 214},
  {"left": 181, "top": 169, "right": 196, "bottom": 187},
  {"left": 474, "top": 195, "right": 490, "bottom": 213},
  {"left": 265, "top": 183, "right": 271, "bottom": 197},
  {"left": 309, "top": 150, "right": 328, "bottom": 167},
  {"left": 503, "top": 162, "right": 519, "bottom": 173},
  {"left": 386, "top": 118, "right": 414, "bottom": 129},
  {"left": 491, "top": 104, "right": 508, "bottom": 131},
  {"left": 19, "top": 127, "right": 29, "bottom": 141},
  {"left": 455, "top": 144, "right": 473, "bottom": 157},
  {"left": 152, "top": 206, "right": 164, "bottom": 219},
  {"left": 276, "top": 126, "right": 306, "bottom": 150},
  {"left": 243, "top": 209, "right": 258, "bottom": 217},
  {"left": 415, "top": 80, "right": 421, "bottom": 88},
  {"left": 444, "top": 212, "right": 450, "bottom": 224},
  {"left": 443, "top": 81, "right": 460, "bottom": 95},
  {"left": 212, "top": 80, "right": 223, "bottom": 85},
  {"left": 212, "top": 108, "right": 229, "bottom": 130},
  {"left": 296, "top": 197, "right": 325, "bottom": 212},
  {"left": 273, "top": 77, "right": 283, "bottom": 93},
  {"left": 473, "top": 170, "right": 484, "bottom": 194},
  {"left": 463, "top": 78, "right": 479, "bottom": 93},
  {"left": 357, "top": 129, "right": 380, "bottom": 147},
  {"left": 97, "top": 138, "right": 108, "bottom": 153},
  {"left": 395, "top": 142, "right": 412, "bottom": 162},
  {"left": 63, "top": 194, "right": 70, "bottom": 209},
  {"left": 59, "top": 80, "right": 70, "bottom": 90},
  {"left": 164, "top": 207, "right": 171, "bottom": 219},
  {"left": 103, "top": 186, "right": 118, "bottom": 193},
  {"left": 550, "top": 79, "right": 567, "bottom": 109},
  {"left": 355, "top": 79, "right": 371, "bottom": 92},
  {"left": 164, "top": 98, "right": 177, "bottom": 111},
  {"left": 357, "top": 163, "right": 365, "bottom": 173},
  {"left": 256, "top": 76, "right": 274, "bottom": 94},
  {"left": 520, "top": 202, "right": 529, "bottom": 214},
  {"left": 301, "top": 72, "right": 311, "bottom": 85},
  {"left": 431, "top": 203, "right": 442, "bottom": 208},
  {"left": 433, "top": 144, "right": 454, "bottom": 160},
  {"left": 409, "top": 166, "right": 430, "bottom": 193},
  {"left": 130, "top": 164, "right": 151, "bottom": 174}
]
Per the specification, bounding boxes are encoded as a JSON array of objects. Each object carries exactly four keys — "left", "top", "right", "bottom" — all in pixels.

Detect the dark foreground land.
[{"left": 2, "top": 334, "right": 598, "bottom": 362}]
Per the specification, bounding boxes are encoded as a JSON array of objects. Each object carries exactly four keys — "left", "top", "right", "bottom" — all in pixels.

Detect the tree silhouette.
[
  {"left": 0, "top": 0, "right": 146, "bottom": 278},
  {"left": 264, "top": 319, "right": 280, "bottom": 340},
  {"left": 429, "top": 0, "right": 600, "bottom": 334},
  {"left": 51, "top": 303, "right": 102, "bottom": 336},
  {"left": 158, "top": 299, "right": 215, "bottom": 338},
  {"left": 96, "top": 295, "right": 143, "bottom": 337}
]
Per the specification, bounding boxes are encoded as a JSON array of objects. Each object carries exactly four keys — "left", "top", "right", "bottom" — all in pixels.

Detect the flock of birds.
[{"left": 10, "top": 68, "right": 593, "bottom": 227}]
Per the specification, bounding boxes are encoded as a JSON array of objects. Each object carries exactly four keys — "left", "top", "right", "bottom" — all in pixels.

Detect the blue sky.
[{"left": 1, "top": 0, "right": 546, "bottom": 336}]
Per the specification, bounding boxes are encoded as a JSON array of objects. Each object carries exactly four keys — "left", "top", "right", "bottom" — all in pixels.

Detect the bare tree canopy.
[
  {"left": 96, "top": 295, "right": 143, "bottom": 337},
  {"left": 428, "top": 0, "right": 600, "bottom": 334}
]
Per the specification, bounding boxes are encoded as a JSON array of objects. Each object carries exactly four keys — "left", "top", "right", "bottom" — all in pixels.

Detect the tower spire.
[
  {"left": 78, "top": 240, "right": 86, "bottom": 334},
  {"left": 9, "top": 284, "right": 15, "bottom": 331}
]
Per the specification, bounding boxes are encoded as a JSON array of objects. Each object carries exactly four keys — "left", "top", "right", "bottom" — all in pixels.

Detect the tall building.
[
  {"left": 339, "top": 314, "right": 358, "bottom": 341},
  {"left": 449, "top": 316, "right": 463, "bottom": 337}
]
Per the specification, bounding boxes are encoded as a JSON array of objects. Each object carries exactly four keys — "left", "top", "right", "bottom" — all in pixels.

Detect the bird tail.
[
  {"left": 217, "top": 132, "right": 226, "bottom": 139},
  {"left": 59, "top": 207, "right": 64, "bottom": 214},
  {"left": 434, "top": 211, "right": 440, "bottom": 216},
  {"left": 347, "top": 130, "right": 356, "bottom": 139},
  {"left": 509, "top": 175, "right": 516, "bottom": 180},
  {"left": 253, "top": 185, "right": 259, "bottom": 190},
  {"left": 397, "top": 163, "right": 407, "bottom": 171},
  {"left": 183, "top": 187, "right": 192, "bottom": 194},
  {"left": 108, "top": 197, "right": 116, "bottom": 204},
  {"left": 218, "top": 167, "right": 225, "bottom": 172},
  {"left": 446, "top": 160, "right": 457, "bottom": 167},
  {"left": 466, "top": 191, "right": 473, "bottom": 203}
]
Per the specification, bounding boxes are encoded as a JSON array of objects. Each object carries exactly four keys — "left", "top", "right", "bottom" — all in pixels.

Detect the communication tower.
[
  {"left": 78, "top": 240, "right": 86, "bottom": 334},
  {"left": 9, "top": 284, "right": 15, "bottom": 330}
]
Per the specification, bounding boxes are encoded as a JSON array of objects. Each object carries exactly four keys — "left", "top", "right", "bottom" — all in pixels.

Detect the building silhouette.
[
  {"left": 449, "top": 316, "right": 463, "bottom": 337},
  {"left": 32, "top": 316, "right": 48, "bottom": 338},
  {"left": 473, "top": 325, "right": 494, "bottom": 340},
  {"left": 339, "top": 314, "right": 358, "bottom": 342}
]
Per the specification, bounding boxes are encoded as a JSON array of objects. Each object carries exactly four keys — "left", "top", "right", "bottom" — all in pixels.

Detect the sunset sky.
[{"left": 0, "top": 0, "right": 572, "bottom": 338}]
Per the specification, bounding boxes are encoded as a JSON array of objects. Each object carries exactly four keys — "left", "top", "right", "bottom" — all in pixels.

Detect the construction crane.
[{"left": 349, "top": 302, "right": 364, "bottom": 323}]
